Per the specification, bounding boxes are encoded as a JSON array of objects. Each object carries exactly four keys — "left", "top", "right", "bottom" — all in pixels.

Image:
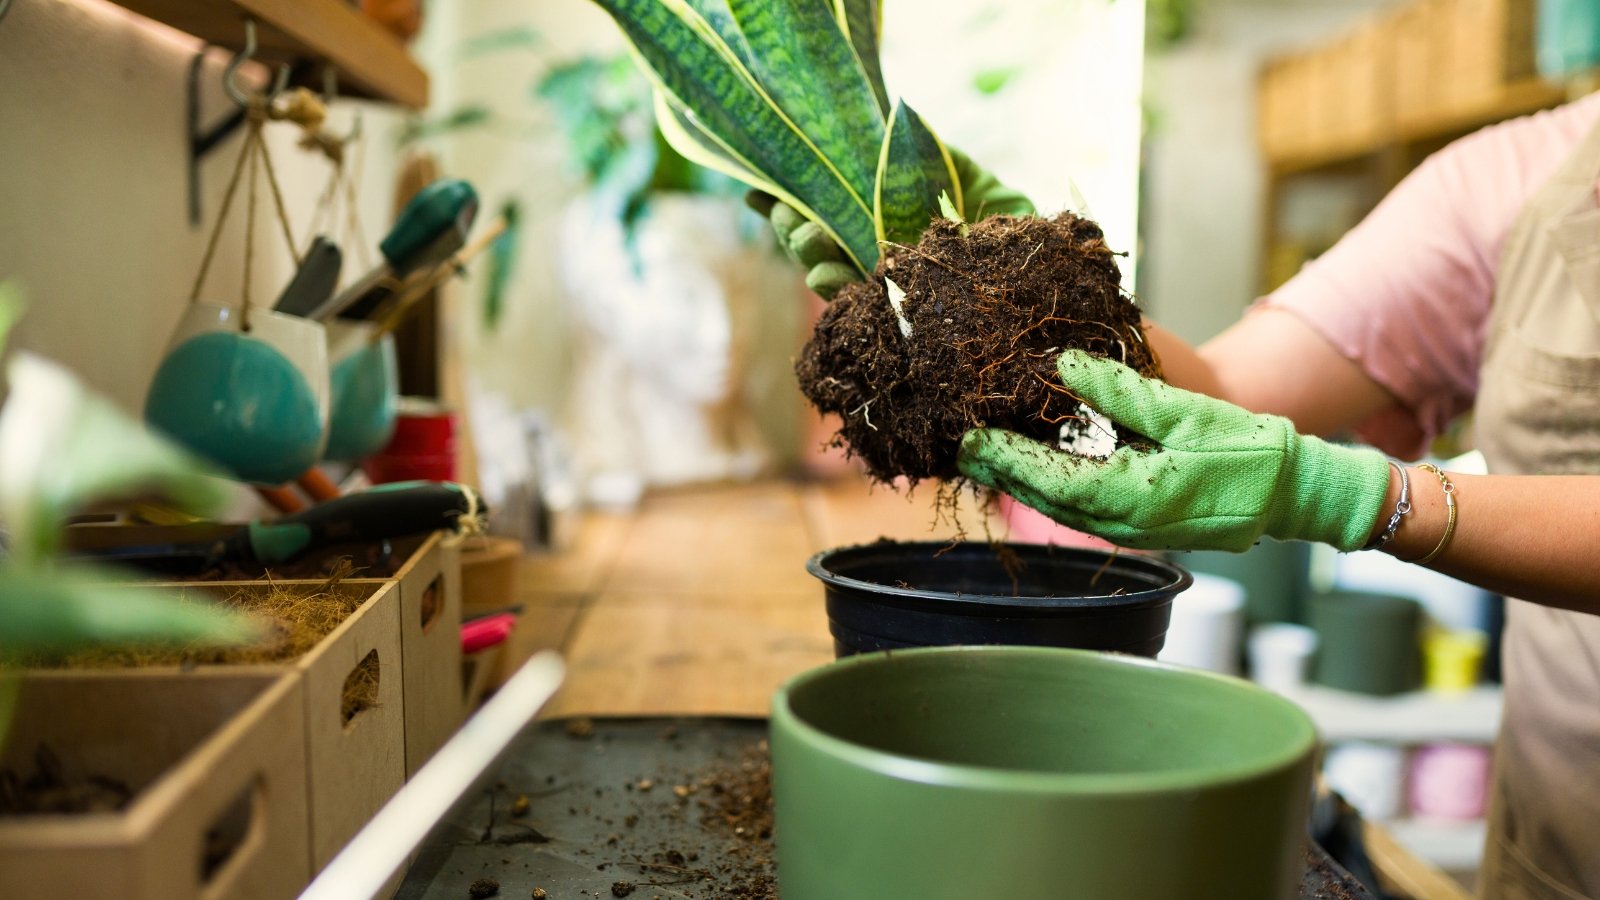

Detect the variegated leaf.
[
  {"left": 874, "top": 100, "right": 960, "bottom": 248},
  {"left": 727, "top": 0, "right": 886, "bottom": 224},
  {"left": 593, "top": 0, "right": 879, "bottom": 272},
  {"left": 832, "top": 0, "right": 889, "bottom": 115}
]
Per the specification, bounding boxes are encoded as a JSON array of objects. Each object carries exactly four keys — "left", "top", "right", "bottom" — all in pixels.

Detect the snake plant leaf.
[
  {"left": 0, "top": 566, "right": 261, "bottom": 659},
  {"left": 652, "top": 90, "right": 784, "bottom": 196},
  {"left": 681, "top": 0, "right": 757, "bottom": 70},
  {"left": 874, "top": 100, "right": 960, "bottom": 248},
  {"left": 832, "top": 0, "right": 889, "bottom": 115},
  {"left": 725, "top": 0, "right": 885, "bottom": 215},
  {"left": 950, "top": 146, "right": 1036, "bottom": 219},
  {"left": 592, "top": 0, "right": 878, "bottom": 273},
  {"left": 0, "top": 352, "right": 230, "bottom": 564}
]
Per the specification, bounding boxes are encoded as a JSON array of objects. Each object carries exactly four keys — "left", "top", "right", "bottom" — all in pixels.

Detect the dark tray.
[{"left": 397, "top": 717, "right": 1373, "bottom": 899}]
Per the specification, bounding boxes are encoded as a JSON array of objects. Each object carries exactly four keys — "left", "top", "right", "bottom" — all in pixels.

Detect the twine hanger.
[{"left": 186, "top": 20, "right": 326, "bottom": 332}]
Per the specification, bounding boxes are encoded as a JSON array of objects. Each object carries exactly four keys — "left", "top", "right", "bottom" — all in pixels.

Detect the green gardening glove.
[
  {"left": 956, "top": 350, "right": 1393, "bottom": 553},
  {"left": 745, "top": 147, "right": 1035, "bottom": 300}
]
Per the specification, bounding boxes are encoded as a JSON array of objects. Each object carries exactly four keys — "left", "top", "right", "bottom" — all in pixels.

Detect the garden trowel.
[
  {"left": 73, "top": 481, "right": 481, "bottom": 574},
  {"left": 307, "top": 178, "right": 479, "bottom": 322},
  {"left": 272, "top": 236, "right": 344, "bottom": 318}
]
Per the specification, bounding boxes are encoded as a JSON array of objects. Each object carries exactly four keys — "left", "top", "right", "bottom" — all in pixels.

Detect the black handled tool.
[
  {"left": 76, "top": 482, "right": 481, "bottom": 574},
  {"left": 273, "top": 236, "right": 344, "bottom": 318}
]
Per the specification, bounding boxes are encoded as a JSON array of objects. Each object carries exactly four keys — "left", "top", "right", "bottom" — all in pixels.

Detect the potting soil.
[{"left": 797, "top": 212, "right": 1160, "bottom": 485}]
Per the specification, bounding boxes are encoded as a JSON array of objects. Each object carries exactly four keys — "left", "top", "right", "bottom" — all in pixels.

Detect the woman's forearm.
[{"left": 1367, "top": 467, "right": 1600, "bottom": 613}]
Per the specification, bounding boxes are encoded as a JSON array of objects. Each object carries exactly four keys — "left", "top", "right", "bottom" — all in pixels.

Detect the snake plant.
[{"left": 589, "top": 0, "right": 1033, "bottom": 276}]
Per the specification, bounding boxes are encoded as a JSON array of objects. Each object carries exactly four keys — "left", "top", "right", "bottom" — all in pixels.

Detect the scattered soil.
[
  {"left": 0, "top": 744, "right": 133, "bottom": 815},
  {"left": 690, "top": 740, "right": 777, "bottom": 899},
  {"left": 1301, "top": 847, "right": 1370, "bottom": 899},
  {"left": 469, "top": 876, "right": 501, "bottom": 897},
  {"left": 797, "top": 212, "right": 1160, "bottom": 485}
]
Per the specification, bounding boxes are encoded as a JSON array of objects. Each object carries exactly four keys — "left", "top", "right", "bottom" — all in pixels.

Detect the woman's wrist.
[{"left": 1366, "top": 464, "right": 1452, "bottom": 562}]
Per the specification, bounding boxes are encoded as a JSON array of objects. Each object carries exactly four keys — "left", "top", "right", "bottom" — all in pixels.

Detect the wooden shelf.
[
  {"left": 1270, "top": 79, "right": 1568, "bottom": 177},
  {"left": 111, "top": 0, "right": 428, "bottom": 109},
  {"left": 1284, "top": 684, "right": 1502, "bottom": 745},
  {"left": 1396, "top": 78, "right": 1568, "bottom": 145}
]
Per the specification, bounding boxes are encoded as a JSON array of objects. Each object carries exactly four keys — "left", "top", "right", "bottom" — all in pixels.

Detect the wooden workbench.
[
  {"left": 503, "top": 476, "right": 994, "bottom": 719},
  {"left": 484, "top": 476, "right": 1466, "bottom": 898}
]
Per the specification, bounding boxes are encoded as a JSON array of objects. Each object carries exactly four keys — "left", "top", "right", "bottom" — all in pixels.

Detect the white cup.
[
  {"left": 1324, "top": 741, "right": 1408, "bottom": 821},
  {"left": 1247, "top": 623, "right": 1319, "bottom": 693},
  {"left": 1158, "top": 573, "right": 1247, "bottom": 675}
]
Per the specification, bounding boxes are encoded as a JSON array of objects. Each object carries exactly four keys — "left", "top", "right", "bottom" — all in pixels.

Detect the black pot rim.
[{"left": 806, "top": 540, "right": 1194, "bottom": 611}]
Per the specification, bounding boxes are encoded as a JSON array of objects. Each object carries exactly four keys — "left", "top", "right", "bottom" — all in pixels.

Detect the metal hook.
[
  {"left": 320, "top": 67, "right": 363, "bottom": 144},
  {"left": 223, "top": 18, "right": 290, "bottom": 109}
]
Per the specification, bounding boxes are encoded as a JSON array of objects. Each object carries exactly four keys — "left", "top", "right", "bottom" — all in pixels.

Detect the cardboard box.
[
  {"left": 1445, "top": 0, "right": 1536, "bottom": 110},
  {"left": 63, "top": 524, "right": 467, "bottom": 781},
  {"left": 26, "top": 579, "right": 408, "bottom": 875},
  {"left": 1333, "top": 19, "right": 1393, "bottom": 147},
  {"left": 0, "top": 672, "right": 310, "bottom": 900},
  {"left": 1392, "top": 0, "right": 1453, "bottom": 127},
  {"left": 351, "top": 532, "right": 465, "bottom": 777},
  {"left": 1258, "top": 52, "right": 1317, "bottom": 161}
]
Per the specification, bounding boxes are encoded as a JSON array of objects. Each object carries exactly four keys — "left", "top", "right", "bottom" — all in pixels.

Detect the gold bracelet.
[{"left": 1413, "top": 463, "right": 1457, "bottom": 565}]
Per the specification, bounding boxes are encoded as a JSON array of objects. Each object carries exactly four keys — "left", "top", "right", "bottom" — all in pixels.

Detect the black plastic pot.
[{"left": 807, "top": 541, "right": 1193, "bottom": 659}]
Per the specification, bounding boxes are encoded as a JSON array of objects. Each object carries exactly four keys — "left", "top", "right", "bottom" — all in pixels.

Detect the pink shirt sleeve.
[{"left": 1257, "top": 92, "right": 1600, "bottom": 459}]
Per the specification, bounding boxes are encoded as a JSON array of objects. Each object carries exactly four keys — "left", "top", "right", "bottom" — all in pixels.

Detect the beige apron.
[{"left": 1472, "top": 109, "right": 1600, "bottom": 900}]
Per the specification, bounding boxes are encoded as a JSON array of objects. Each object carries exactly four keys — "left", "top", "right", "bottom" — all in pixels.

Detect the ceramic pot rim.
[{"left": 771, "top": 645, "right": 1318, "bottom": 795}]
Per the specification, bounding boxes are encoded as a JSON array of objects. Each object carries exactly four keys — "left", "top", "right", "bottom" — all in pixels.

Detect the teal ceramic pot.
[
  {"left": 144, "top": 303, "right": 328, "bottom": 485},
  {"left": 323, "top": 321, "right": 398, "bottom": 462},
  {"left": 771, "top": 646, "right": 1317, "bottom": 900}
]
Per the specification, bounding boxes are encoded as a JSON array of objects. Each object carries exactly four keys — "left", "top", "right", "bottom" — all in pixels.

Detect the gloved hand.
[
  {"left": 746, "top": 147, "right": 1035, "bottom": 300},
  {"left": 956, "top": 350, "right": 1393, "bottom": 553}
]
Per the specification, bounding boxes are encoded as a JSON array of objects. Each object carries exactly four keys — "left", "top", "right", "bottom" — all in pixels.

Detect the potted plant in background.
[{"left": 538, "top": 51, "right": 803, "bottom": 502}]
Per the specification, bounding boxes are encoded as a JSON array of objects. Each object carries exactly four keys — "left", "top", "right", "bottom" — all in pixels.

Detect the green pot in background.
[
  {"left": 770, "top": 646, "right": 1318, "bottom": 900},
  {"left": 1178, "top": 541, "right": 1311, "bottom": 626},
  {"left": 1308, "top": 591, "right": 1422, "bottom": 696}
]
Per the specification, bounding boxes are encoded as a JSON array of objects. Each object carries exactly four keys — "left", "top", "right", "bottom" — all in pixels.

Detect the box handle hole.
[
  {"left": 199, "top": 777, "right": 265, "bottom": 893},
  {"left": 418, "top": 576, "right": 443, "bottom": 634},
  {"left": 342, "top": 649, "right": 382, "bottom": 728}
]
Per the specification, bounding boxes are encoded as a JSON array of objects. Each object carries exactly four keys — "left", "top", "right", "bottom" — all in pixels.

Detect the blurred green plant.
[
  {"left": 399, "top": 27, "right": 754, "bottom": 327},
  {"left": 0, "top": 283, "right": 259, "bottom": 746},
  {"left": 1147, "top": 0, "right": 1196, "bottom": 50},
  {"left": 535, "top": 54, "right": 741, "bottom": 233}
]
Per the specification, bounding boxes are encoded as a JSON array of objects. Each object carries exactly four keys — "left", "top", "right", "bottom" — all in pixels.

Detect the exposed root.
[{"left": 797, "top": 212, "right": 1160, "bottom": 485}]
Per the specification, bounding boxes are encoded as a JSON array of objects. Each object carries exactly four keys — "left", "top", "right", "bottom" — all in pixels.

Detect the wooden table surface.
[{"left": 502, "top": 476, "right": 994, "bottom": 719}]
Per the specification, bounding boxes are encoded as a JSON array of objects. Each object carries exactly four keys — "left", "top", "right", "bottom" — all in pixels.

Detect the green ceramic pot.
[{"left": 770, "top": 646, "right": 1317, "bottom": 900}]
